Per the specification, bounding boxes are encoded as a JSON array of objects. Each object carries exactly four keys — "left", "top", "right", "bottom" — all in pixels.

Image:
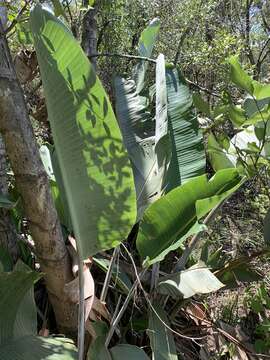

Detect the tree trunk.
[
  {"left": 0, "top": 21, "right": 77, "bottom": 336},
  {"left": 81, "top": 4, "right": 98, "bottom": 70},
  {"left": 0, "top": 136, "right": 19, "bottom": 261}
]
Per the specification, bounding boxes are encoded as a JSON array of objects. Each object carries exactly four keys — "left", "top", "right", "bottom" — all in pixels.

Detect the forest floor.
[{"left": 175, "top": 178, "right": 270, "bottom": 359}]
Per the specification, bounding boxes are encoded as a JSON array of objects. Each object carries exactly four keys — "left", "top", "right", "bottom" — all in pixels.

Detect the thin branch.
[
  {"left": 185, "top": 79, "right": 221, "bottom": 98},
  {"left": 105, "top": 269, "right": 146, "bottom": 347},
  {"left": 5, "top": 0, "right": 31, "bottom": 34},
  {"left": 100, "top": 247, "right": 119, "bottom": 302},
  {"left": 78, "top": 259, "right": 85, "bottom": 360},
  {"left": 89, "top": 52, "right": 156, "bottom": 63},
  {"left": 257, "top": 37, "right": 270, "bottom": 65}
]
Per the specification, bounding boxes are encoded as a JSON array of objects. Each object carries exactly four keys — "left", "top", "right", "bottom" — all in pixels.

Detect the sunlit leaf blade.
[
  {"left": 136, "top": 169, "right": 242, "bottom": 266},
  {"left": 192, "top": 92, "right": 211, "bottom": 117},
  {"left": 134, "top": 18, "right": 160, "bottom": 94},
  {"left": 0, "top": 336, "right": 77, "bottom": 359},
  {"left": 30, "top": 5, "right": 136, "bottom": 258},
  {"left": 228, "top": 56, "right": 254, "bottom": 95},
  {"left": 157, "top": 264, "right": 224, "bottom": 299},
  {"left": 148, "top": 304, "right": 178, "bottom": 360},
  {"left": 166, "top": 67, "right": 205, "bottom": 191},
  {"left": 110, "top": 344, "right": 149, "bottom": 360},
  {"left": 252, "top": 81, "right": 270, "bottom": 100}
]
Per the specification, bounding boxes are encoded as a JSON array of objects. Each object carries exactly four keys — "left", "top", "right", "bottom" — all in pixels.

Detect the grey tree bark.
[
  {"left": 0, "top": 136, "right": 19, "bottom": 261},
  {"left": 81, "top": 3, "right": 98, "bottom": 70},
  {"left": 0, "top": 20, "right": 77, "bottom": 336}
]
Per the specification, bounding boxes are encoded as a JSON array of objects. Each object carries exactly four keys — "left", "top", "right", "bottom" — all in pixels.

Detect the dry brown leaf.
[
  {"left": 38, "top": 328, "right": 49, "bottom": 337},
  {"left": 89, "top": 296, "right": 111, "bottom": 322}
]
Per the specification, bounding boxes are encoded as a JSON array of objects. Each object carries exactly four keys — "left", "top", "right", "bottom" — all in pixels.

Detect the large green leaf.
[
  {"left": 0, "top": 336, "right": 77, "bottom": 360},
  {"left": 133, "top": 18, "right": 160, "bottom": 94},
  {"left": 0, "top": 264, "right": 77, "bottom": 359},
  {"left": 207, "top": 132, "right": 234, "bottom": 172},
  {"left": 30, "top": 5, "right": 136, "bottom": 259},
  {"left": 0, "top": 269, "right": 41, "bottom": 344},
  {"left": 157, "top": 264, "right": 224, "bottom": 299},
  {"left": 110, "top": 344, "right": 149, "bottom": 360},
  {"left": 114, "top": 54, "right": 169, "bottom": 219},
  {"left": 136, "top": 169, "right": 242, "bottom": 266},
  {"left": 166, "top": 66, "right": 205, "bottom": 191},
  {"left": 148, "top": 304, "right": 178, "bottom": 360}
]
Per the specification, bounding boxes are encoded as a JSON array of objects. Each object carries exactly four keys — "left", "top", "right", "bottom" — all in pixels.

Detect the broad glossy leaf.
[
  {"left": 13, "top": 262, "right": 38, "bottom": 340},
  {"left": 110, "top": 344, "right": 149, "bottom": 360},
  {"left": 157, "top": 265, "right": 224, "bottom": 299},
  {"left": 0, "top": 269, "right": 41, "bottom": 344},
  {"left": 148, "top": 304, "right": 177, "bottom": 360},
  {"left": 136, "top": 169, "right": 242, "bottom": 265},
  {"left": 252, "top": 81, "right": 270, "bottom": 100},
  {"left": 193, "top": 92, "right": 211, "bottom": 117},
  {"left": 0, "top": 245, "right": 13, "bottom": 271},
  {"left": 30, "top": 5, "right": 136, "bottom": 258},
  {"left": 207, "top": 132, "right": 234, "bottom": 172},
  {"left": 0, "top": 336, "right": 77, "bottom": 360},
  {"left": 166, "top": 67, "right": 205, "bottom": 191},
  {"left": 88, "top": 322, "right": 111, "bottom": 360},
  {"left": 243, "top": 97, "right": 270, "bottom": 118},
  {"left": 134, "top": 18, "right": 160, "bottom": 93},
  {"left": 0, "top": 194, "right": 16, "bottom": 209},
  {"left": 227, "top": 105, "right": 246, "bottom": 127},
  {"left": 228, "top": 56, "right": 253, "bottom": 95},
  {"left": 0, "top": 263, "right": 77, "bottom": 359}
]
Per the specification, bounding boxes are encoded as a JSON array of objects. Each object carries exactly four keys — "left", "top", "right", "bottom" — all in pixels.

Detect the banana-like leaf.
[
  {"left": 136, "top": 169, "right": 243, "bottom": 266},
  {"left": 166, "top": 67, "right": 205, "bottom": 191},
  {"left": 30, "top": 5, "right": 136, "bottom": 259},
  {"left": 110, "top": 344, "right": 149, "bottom": 360},
  {"left": 0, "top": 268, "right": 41, "bottom": 344},
  {"left": 157, "top": 264, "right": 224, "bottom": 299},
  {"left": 114, "top": 54, "right": 169, "bottom": 219},
  {"left": 133, "top": 18, "right": 160, "bottom": 94},
  {"left": 40, "top": 144, "right": 72, "bottom": 230},
  {"left": 148, "top": 304, "right": 178, "bottom": 360},
  {"left": 0, "top": 336, "right": 77, "bottom": 360},
  {"left": 0, "top": 263, "right": 77, "bottom": 359}
]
